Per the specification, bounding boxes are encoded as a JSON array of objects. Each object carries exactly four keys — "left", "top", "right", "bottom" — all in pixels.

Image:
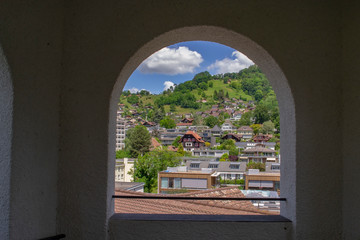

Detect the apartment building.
[
  {"left": 115, "top": 110, "right": 126, "bottom": 151},
  {"left": 158, "top": 166, "right": 217, "bottom": 193}
]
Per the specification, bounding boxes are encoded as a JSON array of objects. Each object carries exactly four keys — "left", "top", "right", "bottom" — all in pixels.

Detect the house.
[
  {"left": 253, "top": 134, "right": 273, "bottom": 142},
  {"left": 211, "top": 125, "right": 222, "bottom": 137},
  {"left": 192, "top": 149, "right": 229, "bottom": 158},
  {"left": 179, "top": 130, "right": 206, "bottom": 151},
  {"left": 114, "top": 181, "right": 144, "bottom": 192},
  {"left": 244, "top": 169, "right": 280, "bottom": 192},
  {"left": 238, "top": 126, "right": 254, "bottom": 139},
  {"left": 114, "top": 158, "right": 135, "bottom": 182},
  {"left": 239, "top": 143, "right": 278, "bottom": 163},
  {"left": 186, "top": 160, "right": 247, "bottom": 180},
  {"left": 221, "top": 133, "right": 243, "bottom": 142},
  {"left": 232, "top": 111, "right": 242, "bottom": 121},
  {"left": 150, "top": 137, "right": 161, "bottom": 150},
  {"left": 221, "top": 119, "right": 237, "bottom": 132},
  {"left": 236, "top": 141, "right": 276, "bottom": 151},
  {"left": 158, "top": 166, "right": 217, "bottom": 193},
  {"left": 159, "top": 130, "right": 184, "bottom": 145}
]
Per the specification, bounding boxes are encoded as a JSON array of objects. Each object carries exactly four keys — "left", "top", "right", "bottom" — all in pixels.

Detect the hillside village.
[{"left": 115, "top": 66, "right": 282, "bottom": 213}]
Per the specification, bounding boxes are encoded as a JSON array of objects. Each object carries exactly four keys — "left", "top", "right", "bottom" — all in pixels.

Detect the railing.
[{"left": 112, "top": 195, "right": 286, "bottom": 201}]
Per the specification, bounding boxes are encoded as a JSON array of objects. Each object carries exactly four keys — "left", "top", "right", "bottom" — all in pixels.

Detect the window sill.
[{"left": 110, "top": 213, "right": 291, "bottom": 222}]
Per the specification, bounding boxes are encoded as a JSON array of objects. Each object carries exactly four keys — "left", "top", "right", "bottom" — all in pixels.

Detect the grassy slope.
[{"left": 120, "top": 79, "right": 253, "bottom": 114}]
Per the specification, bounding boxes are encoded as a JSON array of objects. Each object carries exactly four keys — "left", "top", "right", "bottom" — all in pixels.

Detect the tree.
[
  {"left": 172, "top": 136, "right": 181, "bottom": 147},
  {"left": 192, "top": 114, "right": 202, "bottom": 126},
  {"left": 253, "top": 104, "right": 270, "bottom": 124},
  {"left": 254, "top": 89, "right": 263, "bottom": 102},
  {"left": 170, "top": 104, "right": 176, "bottom": 112},
  {"left": 125, "top": 125, "right": 151, "bottom": 157},
  {"left": 250, "top": 124, "right": 262, "bottom": 135},
  {"left": 209, "top": 81, "right": 213, "bottom": 88},
  {"left": 122, "top": 90, "right": 131, "bottom": 96},
  {"left": 133, "top": 149, "right": 181, "bottom": 193},
  {"left": 261, "top": 120, "right": 275, "bottom": 134},
  {"left": 204, "top": 116, "right": 219, "bottom": 128},
  {"left": 238, "top": 111, "right": 253, "bottom": 126},
  {"left": 199, "top": 82, "right": 208, "bottom": 90},
  {"left": 246, "top": 161, "right": 265, "bottom": 172},
  {"left": 115, "top": 149, "right": 131, "bottom": 159},
  {"left": 160, "top": 117, "right": 176, "bottom": 129},
  {"left": 219, "top": 153, "right": 229, "bottom": 161},
  {"left": 127, "top": 94, "right": 139, "bottom": 104}
]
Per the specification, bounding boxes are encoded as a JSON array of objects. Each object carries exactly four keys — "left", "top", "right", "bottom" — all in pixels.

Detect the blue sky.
[{"left": 124, "top": 41, "right": 254, "bottom": 94}]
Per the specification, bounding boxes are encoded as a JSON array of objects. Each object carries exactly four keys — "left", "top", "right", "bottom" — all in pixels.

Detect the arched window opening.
[{"left": 112, "top": 40, "right": 284, "bottom": 216}]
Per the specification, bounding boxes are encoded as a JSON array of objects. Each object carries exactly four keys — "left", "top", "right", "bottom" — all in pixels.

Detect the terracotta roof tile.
[{"left": 114, "top": 187, "right": 275, "bottom": 215}]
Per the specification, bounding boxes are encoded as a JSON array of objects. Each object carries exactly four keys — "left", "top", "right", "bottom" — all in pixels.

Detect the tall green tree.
[
  {"left": 204, "top": 116, "right": 220, "bottom": 128},
  {"left": 160, "top": 117, "right": 176, "bottom": 129},
  {"left": 125, "top": 125, "right": 151, "bottom": 157},
  {"left": 253, "top": 104, "right": 270, "bottom": 124},
  {"left": 238, "top": 111, "right": 253, "bottom": 126},
  {"left": 133, "top": 149, "right": 181, "bottom": 193},
  {"left": 261, "top": 120, "right": 275, "bottom": 134}
]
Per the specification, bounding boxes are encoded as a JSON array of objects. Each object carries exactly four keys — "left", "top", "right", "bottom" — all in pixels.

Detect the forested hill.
[{"left": 119, "top": 65, "right": 279, "bottom": 129}]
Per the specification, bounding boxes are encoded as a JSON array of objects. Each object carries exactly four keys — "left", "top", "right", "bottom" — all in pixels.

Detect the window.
[
  {"left": 230, "top": 164, "right": 240, "bottom": 169},
  {"left": 190, "top": 163, "right": 200, "bottom": 168},
  {"left": 208, "top": 164, "right": 218, "bottom": 168},
  {"left": 161, "top": 178, "right": 168, "bottom": 188}
]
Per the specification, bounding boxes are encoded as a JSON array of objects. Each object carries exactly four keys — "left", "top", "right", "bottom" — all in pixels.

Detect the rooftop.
[{"left": 114, "top": 187, "right": 274, "bottom": 215}]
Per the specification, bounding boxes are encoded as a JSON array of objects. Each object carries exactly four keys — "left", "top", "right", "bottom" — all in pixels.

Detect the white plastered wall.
[
  {"left": 59, "top": 1, "right": 342, "bottom": 239},
  {"left": 0, "top": 1, "right": 352, "bottom": 239},
  {"left": 0, "top": 1, "right": 63, "bottom": 239}
]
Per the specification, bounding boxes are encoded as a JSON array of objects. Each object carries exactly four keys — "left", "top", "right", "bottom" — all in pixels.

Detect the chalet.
[
  {"left": 238, "top": 126, "right": 254, "bottom": 139},
  {"left": 179, "top": 130, "right": 206, "bottom": 151},
  {"left": 253, "top": 134, "right": 273, "bottom": 142},
  {"left": 239, "top": 143, "right": 277, "bottom": 163},
  {"left": 211, "top": 125, "right": 222, "bottom": 137},
  {"left": 232, "top": 111, "right": 243, "bottom": 121},
  {"left": 221, "top": 119, "right": 237, "bottom": 132},
  {"left": 142, "top": 121, "right": 156, "bottom": 128},
  {"left": 221, "top": 133, "right": 243, "bottom": 142},
  {"left": 180, "top": 117, "right": 194, "bottom": 123}
]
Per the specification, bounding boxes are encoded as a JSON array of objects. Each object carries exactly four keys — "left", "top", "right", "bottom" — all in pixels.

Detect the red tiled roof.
[
  {"left": 114, "top": 187, "right": 273, "bottom": 215},
  {"left": 167, "top": 145, "right": 178, "bottom": 152},
  {"left": 183, "top": 130, "right": 205, "bottom": 143},
  {"left": 176, "top": 122, "right": 193, "bottom": 126},
  {"left": 150, "top": 138, "right": 161, "bottom": 150}
]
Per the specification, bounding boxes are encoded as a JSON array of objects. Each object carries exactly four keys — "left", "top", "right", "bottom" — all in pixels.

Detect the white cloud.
[
  {"left": 208, "top": 51, "right": 254, "bottom": 74},
  {"left": 127, "top": 88, "right": 151, "bottom": 94},
  {"left": 128, "top": 87, "right": 139, "bottom": 93},
  {"left": 138, "top": 46, "right": 203, "bottom": 75},
  {"left": 163, "top": 81, "right": 175, "bottom": 91}
]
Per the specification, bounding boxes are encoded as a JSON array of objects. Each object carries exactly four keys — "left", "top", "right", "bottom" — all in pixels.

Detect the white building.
[
  {"left": 221, "top": 119, "right": 237, "bottom": 132},
  {"left": 115, "top": 110, "right": 126, "bottom": 151},
  {"left": 115, "top": 158, "right": 134, "bottom": 182}
]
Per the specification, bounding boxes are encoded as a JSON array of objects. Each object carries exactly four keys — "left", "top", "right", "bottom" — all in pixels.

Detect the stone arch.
[
  {"left": 109, "top": 26, "right": 295, "bottom": 220},
  {"left": 0, "top": 43, "right": 13, "bottom": 239}
]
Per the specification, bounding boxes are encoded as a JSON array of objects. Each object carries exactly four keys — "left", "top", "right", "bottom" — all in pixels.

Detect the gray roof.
[
  {"left": 211, "top": 125, "right": 221, "bottom": 131},
  {"left": 243, "top": 147, "right": 275, "bottom": 153},
  {"left": 186, "top": 160, "right": 247, "bottom": 172}
]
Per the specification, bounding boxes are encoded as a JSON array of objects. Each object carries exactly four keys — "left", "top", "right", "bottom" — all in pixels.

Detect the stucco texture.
[{"left": 0, "top": 0, "right": 359, "bottom": 239}]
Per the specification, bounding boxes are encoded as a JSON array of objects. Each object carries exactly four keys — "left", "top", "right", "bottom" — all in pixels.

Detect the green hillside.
[{"left": 119, "top": 65, "right": 278, "bottom": 118}]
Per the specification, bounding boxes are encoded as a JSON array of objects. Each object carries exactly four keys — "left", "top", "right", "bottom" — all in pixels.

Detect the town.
[{"left": 114, "top": 66, "right": 281, "bottom": 214}]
